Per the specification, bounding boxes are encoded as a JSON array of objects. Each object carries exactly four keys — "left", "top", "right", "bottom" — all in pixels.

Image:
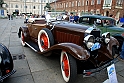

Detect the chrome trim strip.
[{"left": 25, "top": 42, "right": 38, "bottom": 52}]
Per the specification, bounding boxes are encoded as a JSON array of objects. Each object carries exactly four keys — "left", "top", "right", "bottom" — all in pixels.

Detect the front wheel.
[{"left": 60, "top": 51, "right": 77, "bottom": 83}]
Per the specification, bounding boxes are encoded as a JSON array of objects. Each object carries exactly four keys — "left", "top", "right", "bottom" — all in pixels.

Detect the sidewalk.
[{"left": 0, "top": 18, "right": 124, "bottom": 83}]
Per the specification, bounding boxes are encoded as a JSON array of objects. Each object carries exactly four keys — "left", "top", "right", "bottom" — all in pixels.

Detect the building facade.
[
  {"left": 50, "top": 0, "right": 124, "bottom": 20},
  {"left": 3, "top": 0, "right": 55, "bottom": 16}
]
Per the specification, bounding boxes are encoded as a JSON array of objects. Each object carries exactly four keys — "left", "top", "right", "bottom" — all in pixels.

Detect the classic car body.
[
  {"left": 79, "top": 15, "right": 124, "bottom": 50},
  {"left": 0, "top": 43, "right": 16, "bottom": 82},
  {"left": 18, "top": 18, "right": 119, "bottom": 83}
]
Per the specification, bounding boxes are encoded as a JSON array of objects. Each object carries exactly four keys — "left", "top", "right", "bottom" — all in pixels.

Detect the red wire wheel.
[
  {"left": 62, "top": 53, "right": 70, "bottom": 77},
  {"left": 40, "top": 33, "right": 49, "bottom": 50},
  {"left": 60, "top": 51, "right": 77, "bottom": 83},
  {"left": 38, "top": 28, "right": 54, "bottom": 52}
]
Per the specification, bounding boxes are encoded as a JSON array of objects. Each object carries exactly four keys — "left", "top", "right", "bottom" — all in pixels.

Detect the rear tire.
[
  {"left": 20, "top": 31, "right": 26, "bottom": 46},
  {"left": 60, "top": 51, "right": 77, "bottom": 83}
]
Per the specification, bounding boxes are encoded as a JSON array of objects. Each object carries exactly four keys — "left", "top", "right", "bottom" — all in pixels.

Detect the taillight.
[{"left": 6, "top": 70, "right": 10, "bottom": 73}]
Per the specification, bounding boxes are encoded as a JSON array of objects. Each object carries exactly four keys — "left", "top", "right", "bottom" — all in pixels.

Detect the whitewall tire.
[{"left": 60, "top": 51, "right": 77, "bottom": 83}]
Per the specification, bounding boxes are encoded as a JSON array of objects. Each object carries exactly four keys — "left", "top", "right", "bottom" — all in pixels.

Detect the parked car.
[
  {"left": 18, "top": 18, "right": 119, "bottom": 83},
  {"left": 79, "top": 15, "right": 124, "bottom": 51},
  {"left": 0, "top": 43, "right": 16, "bottom": 82}
]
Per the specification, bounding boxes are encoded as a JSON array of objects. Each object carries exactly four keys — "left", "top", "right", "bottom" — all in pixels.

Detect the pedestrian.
[
  {"left": 69, "top": 13, "right": 74, "bottom": 22},
  {"left": 46, "top": 13, "right": 51, "bottom": 22},
  {"left": 56, "top": 14, "right": 63, "bottom": 20},
  {"left": 65, "top": 14, "right": 69, "bottom": 21},
  {"left": 41, "top": 14, "right": 45, "bottom": 18},
  {"left": 63, "top": 13, "right": 67, "bottom": 20},
  {"left": 7, "top": 14, "right": 10, "bottom": 20},
  {"left": 74, "top": 13, "right": 79, "bottom": 23},
  {"left": 10, "top": 14, "right": 13, "bottom": 20}
]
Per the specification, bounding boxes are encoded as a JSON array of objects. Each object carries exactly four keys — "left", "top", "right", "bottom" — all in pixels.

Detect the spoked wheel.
[
  {"left": 38, "top": 28, "right": 54, "bottom": 52},
  {"left": 60, "top": 51, "right": 77, "bottom": 83},
  {"left": 20, "top": 31, "right": 26, "bottom": 46}
]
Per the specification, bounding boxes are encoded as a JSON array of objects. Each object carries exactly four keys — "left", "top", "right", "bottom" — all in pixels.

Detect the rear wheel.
[
  {"left": 60, "top": 51, "right": 77, "bottom": 83},
  {"left": 38, "top": 28, "right": 54, "bottom": 52},
  {"left": 20, "top": 31, "right": 26, "bottom": 46}
]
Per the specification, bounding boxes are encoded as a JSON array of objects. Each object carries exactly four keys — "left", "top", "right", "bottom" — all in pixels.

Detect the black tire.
[
  {"left": 112, "top": 46, "right": 119, "bottom": 58},
  {"left": 38, "top": 28, "right": 54, "bottom": 52},
  {"left": 60, "top": 51, "right": 77, "bottom": 83},
  {"left": 0, "top": 68, "right": 2, "bottom": 77},
  {"left": 20, "top": 31, "right": 26, "bottom": 46}
]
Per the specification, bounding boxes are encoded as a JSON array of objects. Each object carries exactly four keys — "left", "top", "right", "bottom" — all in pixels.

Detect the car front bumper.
[
  {"left": 83, "top": 58, "right": 118, "bottom": 77},
  {"left": 0, "top": 69, "right": 16, "bottom": 82}
]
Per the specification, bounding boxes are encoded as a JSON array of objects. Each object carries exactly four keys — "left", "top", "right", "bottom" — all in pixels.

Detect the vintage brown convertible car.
[{"left": 18, "top": 18, "right": 119, "bottom": 83}]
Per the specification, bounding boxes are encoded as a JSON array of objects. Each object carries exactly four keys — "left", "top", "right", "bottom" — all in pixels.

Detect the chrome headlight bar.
[
  {"left": 102, "top": 32, "right": 110, "bottom": 44},
  {"left": 84, "top": 35, "right": 95, "bottom": 49}
]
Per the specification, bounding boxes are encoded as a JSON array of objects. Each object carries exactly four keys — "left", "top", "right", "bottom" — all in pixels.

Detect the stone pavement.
[{"left": 0, "top": 17, "right": 124, "bottom": 83}]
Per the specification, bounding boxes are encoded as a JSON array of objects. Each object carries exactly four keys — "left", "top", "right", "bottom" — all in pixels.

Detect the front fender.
[
  {"left": 108, "top": 37, "right": 119, "bottom": 55},
  {"left": 44, "top": 43, "right": 90, "bottom": 60}
]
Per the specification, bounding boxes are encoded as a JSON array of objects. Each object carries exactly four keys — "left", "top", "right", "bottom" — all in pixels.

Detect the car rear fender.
[
  {"left": 18, "top": 26, "right": 28, "bottom": 38},
  {"left": 49, "top": 43, "right": 90, "bottom": 60}
]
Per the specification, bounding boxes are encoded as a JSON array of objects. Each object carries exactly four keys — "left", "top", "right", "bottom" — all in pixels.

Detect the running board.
[{"left": 25, "top": 41, "right": 40, "bottom": 52}]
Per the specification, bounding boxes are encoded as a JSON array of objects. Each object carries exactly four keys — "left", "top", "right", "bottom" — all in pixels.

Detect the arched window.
[
  {"left": 33, "top": 6, "right": 35, "bottom": 9},
  {"left": 6, "top": 4, "right": 8, "bottom": 8},
  {"left": 86, "top": 0, "right": 89, "bottom": 6},
  {"left": 15, "top": 5, "right": 18, "bottom": 8}
]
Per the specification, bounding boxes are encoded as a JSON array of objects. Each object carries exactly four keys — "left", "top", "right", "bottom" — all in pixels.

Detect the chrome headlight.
[
  {"left": 84, "top": 35, "right": 95, "bottom": 49},
  {"left": 0, "top": 55, "right": 2, "bottom": 64},
  {"left": 102, "top": 32, "right": 110, "bottom": 44}
]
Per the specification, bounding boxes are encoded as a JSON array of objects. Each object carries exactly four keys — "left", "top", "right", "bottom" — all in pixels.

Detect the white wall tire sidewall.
[
  {"left": 38, "top": 30, "right": 50, "bottom": 52},
  {"left": 20, "top": 31, "right": 26, "bottom": 46},
  {"left": 60, "top": 51, "right": 70, "bottom": 82}
]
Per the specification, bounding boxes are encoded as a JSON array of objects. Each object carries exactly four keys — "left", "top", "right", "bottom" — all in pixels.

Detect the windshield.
[
  {"left": 102, "top": 19, "right": 116, "bottom": 27},
  {"left": 96, "top": 19, "right": 116, "bottom": 27}
]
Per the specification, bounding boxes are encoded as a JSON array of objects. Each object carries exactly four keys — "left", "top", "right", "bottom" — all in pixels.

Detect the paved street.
[{"left": 0, "top": 17, "right": 124, "bottom": 83}]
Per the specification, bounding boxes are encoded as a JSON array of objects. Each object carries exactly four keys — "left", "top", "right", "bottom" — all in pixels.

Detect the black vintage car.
[
  {"left": 18, "top": 18, "right": 119, "bottom": 83},
  {"left": 0, "top": 43, "right": 16, "bottom": 82}
]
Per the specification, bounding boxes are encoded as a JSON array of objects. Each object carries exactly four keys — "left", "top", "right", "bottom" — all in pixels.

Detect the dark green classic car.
[{"left": 79, "top": 15, "right": 124, "bottom": 50}]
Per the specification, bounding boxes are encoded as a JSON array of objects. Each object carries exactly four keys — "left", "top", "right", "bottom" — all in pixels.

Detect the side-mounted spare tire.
[{"left": 38, "top": 28, "right": 54, "bottom": 52}]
